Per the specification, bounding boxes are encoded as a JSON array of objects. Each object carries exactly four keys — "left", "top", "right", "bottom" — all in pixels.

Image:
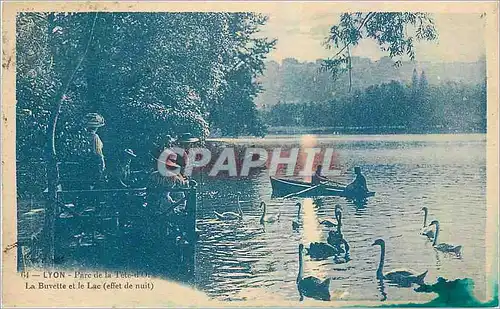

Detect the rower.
[
  {"left": 346, "top": 166, "right": 369, "bottom": 195},
  {"left": 311, "top": 165, "right": 330, "bottom": 185}
]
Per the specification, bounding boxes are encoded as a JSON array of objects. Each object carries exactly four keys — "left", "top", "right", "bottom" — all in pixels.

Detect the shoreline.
[{"left": 207, "top": 132, "right": 487, "bottom": 144}]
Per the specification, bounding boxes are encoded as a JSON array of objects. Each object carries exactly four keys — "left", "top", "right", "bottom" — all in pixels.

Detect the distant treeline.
[
  {"left": 261, "top": 73, "right": 486, "bottom": 134},
  {"left": 255, "top": 57, "right": 486, "bottom": 108}
]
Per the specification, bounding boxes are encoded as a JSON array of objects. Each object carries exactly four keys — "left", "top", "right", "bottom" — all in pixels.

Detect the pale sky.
[{"left": 258, "top": 12, "right": 486, "bottom": 63}]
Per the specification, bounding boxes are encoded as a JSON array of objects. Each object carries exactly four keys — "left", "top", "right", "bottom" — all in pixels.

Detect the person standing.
[
  {"left": 115, "top": 148, "right": 136, "bottom": 188},
  {"left": 151, "top": 135, "right": 176, "bottom": 172},
  {"left": 148, "top": 156, "right": 187, "bottom": 210},
  {"left": 175, "top": 133, "right": 200, "bottom": 184},
  {"left": 82, "top": 113, "right": 106, "bottom": 189}
]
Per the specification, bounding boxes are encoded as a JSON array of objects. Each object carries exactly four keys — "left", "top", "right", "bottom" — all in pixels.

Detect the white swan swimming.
[
  {"left": 292, "top": 202, "right": 302, "bottom": 230},
  {"left": 318, "top": 205, "right": 342, "bottom": 228},
  {"left": 297, "top": 243, "right": 331, "bottom": 301},
  {"left": 420, "top": 207, "right": 435, "bottom": 240},
  {"left": 429, "top": 220, "right": 462, "bottom": 256},
  {"left": 214, "top": 192, "right": 243, "bottom": 220},
  {"left": 260, "top": 201, "right": 280, "bottom": 224},
  {"left": 372, "top": 239, "right": 428, "bottom": 287}
]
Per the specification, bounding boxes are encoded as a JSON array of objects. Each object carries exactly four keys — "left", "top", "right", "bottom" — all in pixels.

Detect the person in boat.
[
  {"left": 82, "top": 112, "right": 106, "bottom": 189},
  {"left": 311, "top": 165, "right": 331, "bottom": 185},
  {"left": 346, "top": 166, "right": 369, "bottom": 196}
]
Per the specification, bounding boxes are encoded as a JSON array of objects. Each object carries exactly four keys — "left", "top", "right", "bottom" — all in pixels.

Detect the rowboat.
[{"left": 270, "top": 177, "right": 375, "bottom": 199}]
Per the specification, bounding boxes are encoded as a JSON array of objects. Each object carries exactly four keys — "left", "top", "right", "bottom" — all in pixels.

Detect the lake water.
[{"left": 194, "top": 134, "right": 488, "bottom": 303}]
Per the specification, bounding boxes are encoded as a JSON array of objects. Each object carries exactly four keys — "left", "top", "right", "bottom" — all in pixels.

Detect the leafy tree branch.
[{"left": 321, "top": 12, "right": 438, "bottom": 91}]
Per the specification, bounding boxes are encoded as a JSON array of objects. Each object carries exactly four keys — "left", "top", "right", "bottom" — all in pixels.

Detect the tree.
[
  {"left": 16, "top": 12, "right": 276, "bottom": 169},
  {"left": 412, "top": 68, "right": 419, "bottom": 90},
  {"left": 207, "top": 13, "right": 276, "bottom": 137},
  {"left": 322, "top": 12, "right": 438, "bottom": 91},
  {"left": 262, "top": 80, "right": 485, "bottom": 134},
  {"left": 419, "top": 70, "right": 429, "bottom": 91}
]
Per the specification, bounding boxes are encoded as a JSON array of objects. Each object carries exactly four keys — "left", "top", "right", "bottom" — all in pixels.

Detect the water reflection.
[
  {"left": 352, "top": 199, "right": 368, "bottom": 209},
  {"left": 195, "top": 135, "right": 487, "bottom": 302},
  {"left": 435, "top": 248, "right": 442, "bottom": 270},
  {"left": 312, "top": 198, "right": 325, "bottom": 209},
  {"left": 377, "top": 277, "right": 388, "bottom": 301},
  {"left": 302, "top": 198, "right": 321, "bottom": 243},
  {"left": 292, "top": 202, "right": 302, "bottom": 231},
  {"left": 353, "top": 200, "right": 368, "bottom": 215}
]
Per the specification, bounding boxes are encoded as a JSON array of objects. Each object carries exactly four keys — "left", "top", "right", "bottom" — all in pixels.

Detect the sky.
[{"left": 258, "top": 12, "right": 486, "bottom": 64}]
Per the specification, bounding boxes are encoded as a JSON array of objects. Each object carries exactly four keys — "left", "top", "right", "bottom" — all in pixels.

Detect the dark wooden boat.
[{"left": 270, "top": 177, "right": 375, "bottom": 199}]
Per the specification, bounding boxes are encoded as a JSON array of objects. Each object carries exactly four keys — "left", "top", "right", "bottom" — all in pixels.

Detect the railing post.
[
  {"left": 185, "top": 187, "right": 197, "bottom": 284},
  {"left": 43, "top": 160, "right": 58, "bottom": 266}
]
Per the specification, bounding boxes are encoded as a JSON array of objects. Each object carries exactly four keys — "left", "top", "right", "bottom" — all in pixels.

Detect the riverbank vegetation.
[
  {"left": 16, "top": 12, "right": 276, "bottom": 165},
  {"left": 261, "top": 73, "right": 486, "bottom": 134},
  {"left": 16, "top": 11, "right": 486, "bottom": 181}
]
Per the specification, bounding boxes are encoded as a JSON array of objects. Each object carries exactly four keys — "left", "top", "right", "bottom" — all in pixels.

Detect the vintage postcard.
[{"left": 2, "top": 1, "right": 499, "bottom": 307}]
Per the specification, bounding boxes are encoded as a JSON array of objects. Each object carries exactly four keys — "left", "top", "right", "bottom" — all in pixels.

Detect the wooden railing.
[{"left": 17, "top": 161, "right": 197, "bottom": 282}]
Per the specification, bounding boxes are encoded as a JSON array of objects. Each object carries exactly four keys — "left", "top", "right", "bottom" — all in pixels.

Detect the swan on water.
[
  {"left": 327, "top": 228, "right": 344, "bottom": 248},
  {"left": 318, "top": 205, "right": 342, "bottom": 228},
  {"left": 297, "top": 243, "right": 331, "bottom": 301},
  {"left": 327, "top": 235, "right": 349, "bottom": 254},
  {"left": 420, "top": 207, "right": 435, "bottom": 240},
  {"left": 307, "top": 240, "right": 347, "bottom": 260},
  {"left": 429, "top": 220, "right": 462, "bottom": 256},
  {"left": 260, "top": 202, "right": 280, "bottom": 224},
  {"left": 372, "top": 239, "right": 428, "bottom": 287},
  {"left": 333, "top": 252, "right": 351, "bottom": 264},
  {"left": 307, "top": 242, "right": 337, "bottom": 260},
  {"left": 292, "top": 202, "right": 302, "bottom": 230},
  {"left": 332, "top": 240, "right": 351, "bottom": 264},
  {"left": 214, "top": 192, "right": 243, "bottom": 220}
]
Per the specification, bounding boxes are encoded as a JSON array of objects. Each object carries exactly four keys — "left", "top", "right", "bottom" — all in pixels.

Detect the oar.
[{"left": 282, "top": 184, "right": 322, "bottom": 199}]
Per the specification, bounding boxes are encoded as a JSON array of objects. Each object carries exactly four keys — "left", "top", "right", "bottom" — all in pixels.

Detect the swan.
[
  {"left": 214, "top": 192, "right": 243, "bottom": 220},
  {"left": 372, "top": 239, "right": 428, "bottom": 287},
  {"left": 260, "top": 202, "right": 280, "bottom": 224},
  {"left": 327, "top": 229, "right": 344, "bottom": 248},
  {"left": 333, "top": 252, "right": 351, "bottom": 264},
  {"left": 333, "top": 242, "right": 351, "bottom": 264},
  {"left": 292, "top": 202, "right": 302, "bottom": 230},
  {"left": 429, "top": 220, "right": 462, "bottom": 256},
  {"left": 307, "top": 241, "right": 346, "bottom": 260},
  {"left": 307, "top": 242, "right": 337, "bottom": 259},
  {"left": 318, "top": 205, "right": 342, "bottom": 227},
  {"left": 326, "top": 231, "right": 349, "bottom": 253},
  {"left": 420, "top": 207, "right": 435, "bottom": 240},
  {"left": 297, "top": 243, "right": 331, "bottom": 301}
]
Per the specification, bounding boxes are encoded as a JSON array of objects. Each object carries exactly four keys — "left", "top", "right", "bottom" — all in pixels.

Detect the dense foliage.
[
  {"left": 255, "top": 56, "right": 485, "bottom": 108},
  {"left": 16, "top": 12, "right": 276, "bottom": 166},
  {"left": 262, "top": 73, "right": 486, "bottom": 133},
  {"left": 322, "top": 12, "right": 438, "bottom": 90}
]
